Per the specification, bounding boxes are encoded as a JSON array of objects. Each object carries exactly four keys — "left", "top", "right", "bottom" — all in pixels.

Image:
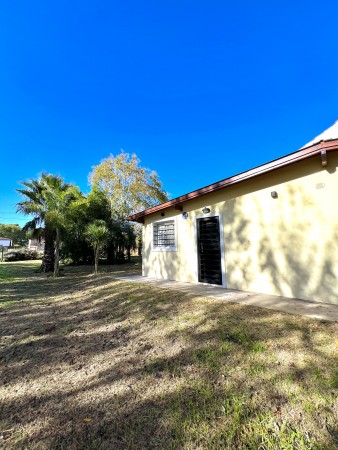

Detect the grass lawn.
[{"left": 0, "top": 261, "right": 337, "bottom": 449}]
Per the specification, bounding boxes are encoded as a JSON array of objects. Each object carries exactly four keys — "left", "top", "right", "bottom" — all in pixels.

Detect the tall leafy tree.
[
  {"left": 89, "top": 151, "right": 168, "bottom": 261},
  {"left": 85, "top": 220, "right": 109, "bottom": 274},
  {"left": 89, "top": 151, "right": 168, "bottom": 219}
]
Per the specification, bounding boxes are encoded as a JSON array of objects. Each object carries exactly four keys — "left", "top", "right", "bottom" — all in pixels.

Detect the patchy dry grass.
[{"left": 0, "top": 261, "right": 337, "bottom": 449}]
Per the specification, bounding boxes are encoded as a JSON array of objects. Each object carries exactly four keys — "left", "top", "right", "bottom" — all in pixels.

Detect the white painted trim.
[
  {"left": 142, "top": 226, "right": 145, "bottom": 276},
  {"left": 194, "top": 211, "right": 226, "bottom": 288},
  {"left": 151, "top": 216, "right": 178, "bottom": 252}
]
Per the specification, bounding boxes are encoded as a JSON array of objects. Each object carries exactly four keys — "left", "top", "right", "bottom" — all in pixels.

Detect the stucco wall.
[{"left": 142, "top": 153, "right": 338, "bottom": 304}]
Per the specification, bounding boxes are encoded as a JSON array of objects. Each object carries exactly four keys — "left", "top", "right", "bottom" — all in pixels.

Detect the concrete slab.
[{"left": 115, "top": 275, "right": 338, "bottom": 322}]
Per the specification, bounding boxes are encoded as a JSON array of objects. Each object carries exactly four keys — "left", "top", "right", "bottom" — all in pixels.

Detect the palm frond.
[{"left": 22, "top": 217, "right": 43, "bottom": 232}]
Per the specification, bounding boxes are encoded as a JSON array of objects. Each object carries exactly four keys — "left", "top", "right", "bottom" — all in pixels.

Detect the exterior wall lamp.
[
  {"left": 202, "top": 207, "right": 211, "bottom": 214},
  {"left": 271, "top": 191, "right": 278, "bottom": 199}
]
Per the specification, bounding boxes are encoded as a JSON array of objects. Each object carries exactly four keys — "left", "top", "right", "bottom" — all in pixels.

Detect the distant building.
[
  {"left": 0, "top": 237, "right": 13, "bottom": 248},
  {"left": 28, "top": 239, "right": 45, "bottom": 252}
]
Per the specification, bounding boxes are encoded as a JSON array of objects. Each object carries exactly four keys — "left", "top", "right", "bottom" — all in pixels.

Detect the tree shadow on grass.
[{"left": 0, "top": 265, "right": 337, "bottom": 449}]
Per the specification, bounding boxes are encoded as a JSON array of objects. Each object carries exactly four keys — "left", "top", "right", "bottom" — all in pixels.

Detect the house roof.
[
  {"left": 301, "top": 120, "right": 338, "bottom": 149},
  {"left": 127, "top": 123, "right": 338, "bottom": 223},
  {"left": 0, "top": 237, "right": 12, "bottom": 241}
]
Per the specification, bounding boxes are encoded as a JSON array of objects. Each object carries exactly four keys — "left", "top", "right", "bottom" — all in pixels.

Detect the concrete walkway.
[{"left": 116, "top": 275, "right": 338, "bottom": 322}]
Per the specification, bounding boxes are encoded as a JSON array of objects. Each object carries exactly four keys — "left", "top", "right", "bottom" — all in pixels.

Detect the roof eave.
[{"left": 127, "top": 139, "right": 338, "bottom": 222}]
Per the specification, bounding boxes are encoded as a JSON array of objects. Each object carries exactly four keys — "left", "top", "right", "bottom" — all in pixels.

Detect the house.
[
  {"left": 128, "top": 122, "right": 338, "bottom": 305},
  {"left": 0, "top": 237, "right": 13, "bottom": 248},
  {"left": 28, "top": 239, "right": 45, "bottom": 252}
]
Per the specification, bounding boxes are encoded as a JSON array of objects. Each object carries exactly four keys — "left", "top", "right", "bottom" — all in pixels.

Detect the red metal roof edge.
[{"left": 127, "top": 139, "right": 338, "bottom": 222}]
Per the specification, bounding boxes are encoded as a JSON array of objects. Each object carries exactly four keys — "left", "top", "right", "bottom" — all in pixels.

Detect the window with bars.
[{"left": 153, "top": 220, "right": 176, "bottom": 249}]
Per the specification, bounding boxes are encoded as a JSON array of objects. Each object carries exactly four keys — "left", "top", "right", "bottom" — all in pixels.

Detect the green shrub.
[{"left": 4, "top": 249, "right": 40, "bottom": 262}]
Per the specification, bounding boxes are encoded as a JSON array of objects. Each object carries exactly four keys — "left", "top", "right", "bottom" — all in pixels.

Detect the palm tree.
[
  {"left": 85, "top": 220, "right": 109, "bottom": 274},
  {"left": 42, "top": 180, "right": 81, "bottom": 277},
  {"left": 17, "top": 173, "right": 81, "bottom": 276},
  {"left": 17, "top": 175, "right": 55, "bottom": 272}
]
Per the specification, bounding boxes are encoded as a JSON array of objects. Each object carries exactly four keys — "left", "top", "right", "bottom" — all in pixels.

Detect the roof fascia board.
[{"left": 128, "top": 139, "right": 338, "bottom": 221}]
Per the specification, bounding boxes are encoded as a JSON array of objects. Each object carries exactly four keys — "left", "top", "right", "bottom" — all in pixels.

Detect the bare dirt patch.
[{"left": 0, "top": 261, "right": 337, "bottom": 449}]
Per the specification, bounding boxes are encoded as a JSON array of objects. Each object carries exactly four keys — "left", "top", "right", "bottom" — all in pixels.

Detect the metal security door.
[{"left": 197, "top": 216, "right": 222, "bottom": 285}]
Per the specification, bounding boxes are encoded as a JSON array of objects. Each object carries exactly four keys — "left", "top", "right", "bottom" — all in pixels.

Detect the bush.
[{"left": 4, "top": 249, "right": 40, "bottom": 262}]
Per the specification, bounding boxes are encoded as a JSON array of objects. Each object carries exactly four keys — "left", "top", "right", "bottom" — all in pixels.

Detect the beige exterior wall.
[{"left": 142, "top": 152, "right": 338, "bottom": 304}]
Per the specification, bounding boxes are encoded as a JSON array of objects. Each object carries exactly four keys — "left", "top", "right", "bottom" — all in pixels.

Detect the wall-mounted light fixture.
[
  {"left": 202, "top": 207, "right": 211, "bottom": 214},
  {"left": 161, "top": 212, "right": 165, "bottom": 216},
  {"left": 182, "top": 212, "right": 189, "bottom": 219},
  {"left": 271, "top": 191, "right": 278, "bottom": 199}
]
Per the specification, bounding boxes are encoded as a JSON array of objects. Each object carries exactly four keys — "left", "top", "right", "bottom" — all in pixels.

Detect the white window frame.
[{"left": 152, "top": 217, "right": 177, "bottom": 252}]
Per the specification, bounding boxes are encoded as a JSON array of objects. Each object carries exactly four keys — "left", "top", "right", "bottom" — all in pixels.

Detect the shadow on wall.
[
  {"left": 226, "top": 184, "right": 338, "bottom": 304},
  {"left": 142, "top": 156, "right": 338, "bottom": 304},
  {"left": 258, "top": 185, "right": 315, "bottom": 297},
  {"left": 224, "top": 198, "right": 255, "bottom": 288},
  {"left": 258, "top": 184, "right": 338, "bottom": 303},
  {"left": 143, "top": 239, "right": 181, "bottom": 282},
  {"left": 311, "top": 237, "right": 338, "bottom": 301}
]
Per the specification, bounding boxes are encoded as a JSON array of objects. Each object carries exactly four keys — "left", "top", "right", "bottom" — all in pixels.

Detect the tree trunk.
[
  {"left": 40, "top": 228, "right": 55, "bottom": 272},
  {"left": 106, "top": 242, "right": 116, "bottom": 264},
  {"left": 53, "top": 228, "right": 61, "bottom": 277},
  {"left": 94, "top": 245, "right": 99, "bottom": 274},
  {"left": 127, "top": 246, "right": 131, "bottom": 262}
]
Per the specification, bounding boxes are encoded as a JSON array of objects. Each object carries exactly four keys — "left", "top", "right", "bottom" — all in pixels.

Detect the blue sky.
[{"left": 0, "top": 0, "right": 337, "bottom": 226}]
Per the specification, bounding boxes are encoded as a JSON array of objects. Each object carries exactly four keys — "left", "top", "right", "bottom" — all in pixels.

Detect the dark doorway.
[{"left": 197, "top": 216, "right": 222, "bottom": 285}]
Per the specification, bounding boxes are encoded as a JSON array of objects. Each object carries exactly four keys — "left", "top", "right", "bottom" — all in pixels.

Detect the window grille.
[{"left": 153, "top": 220, "right": 175, "bottom": 248}]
